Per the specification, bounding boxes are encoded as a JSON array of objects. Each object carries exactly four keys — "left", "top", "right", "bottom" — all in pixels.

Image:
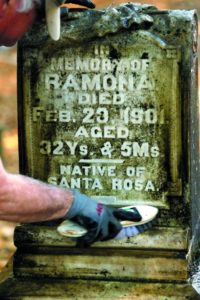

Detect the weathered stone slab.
[
  {"left": 17, "top": 5, "right": 199, "bottom": 231},
  {"left": 0, "top": 278, "right": 198, "bottom": 299},
  {"left": 19, "top": 29, "right": 182, "bottom": 208},
  {"left": 0, "top": 260, "right": 196, "bottom": 299},
  {"left": 14, "top": 251, "right": 187, "bottom": 281},
  {"left": 14, "top": 225, "right": 188, "bottom": 250},
  {"left": 17, "top": 5, "right": 187, "bottom": 209}
]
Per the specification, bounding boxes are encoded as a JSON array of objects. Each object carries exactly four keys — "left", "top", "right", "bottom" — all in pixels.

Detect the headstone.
[
  {"left": 0, "top": 3, "right": 199, "bottom": 298},
  {"left": 18, "top": 5, "right": 183, "bottom": 209}
]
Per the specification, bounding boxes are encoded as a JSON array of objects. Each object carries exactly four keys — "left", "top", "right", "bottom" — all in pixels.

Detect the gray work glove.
[{"left": 65, "top": 190, "right": 142, "bottom": 247}]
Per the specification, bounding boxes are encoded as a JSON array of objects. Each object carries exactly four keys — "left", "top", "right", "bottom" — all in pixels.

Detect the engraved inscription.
[{"left": 23, "top": 33, "right": 181, "bottom": 207}]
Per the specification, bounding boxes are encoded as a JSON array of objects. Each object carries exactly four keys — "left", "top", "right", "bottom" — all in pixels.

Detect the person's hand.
[
  {"left": 0, "top": 0, "right": 95, "bottom": 46},
  {"left": 65, "top": 190, "right": 142, "bottom": 247}
]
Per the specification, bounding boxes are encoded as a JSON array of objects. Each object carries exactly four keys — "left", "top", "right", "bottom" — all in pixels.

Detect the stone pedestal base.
[
  {"left": 0, "top": 258, "right": 198, "bottom": 300},
  {"left": 0, "top": 276, "right": 198, "bottom": 299}
]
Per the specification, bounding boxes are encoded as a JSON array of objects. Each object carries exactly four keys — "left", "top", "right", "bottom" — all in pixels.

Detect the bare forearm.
[
  {"left": 0, "top": 172, "right": 73, "bottom": 223},
  {"left": 0, "top": 160, "right": 143, "bottom": 246}
]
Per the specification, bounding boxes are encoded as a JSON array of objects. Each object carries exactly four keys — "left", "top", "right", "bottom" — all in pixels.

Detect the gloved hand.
[
  {"left": 0, "top": 0, "right": 95, "bottom": 46},
  {"left": 65, "top": 190, "right": 142, "bottom": 247}
]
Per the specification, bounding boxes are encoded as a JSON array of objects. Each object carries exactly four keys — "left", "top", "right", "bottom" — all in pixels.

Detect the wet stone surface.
[{"left": 18, "top": 5, "right": 184, "bottom": 209}]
